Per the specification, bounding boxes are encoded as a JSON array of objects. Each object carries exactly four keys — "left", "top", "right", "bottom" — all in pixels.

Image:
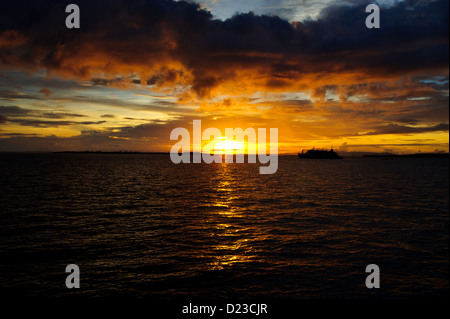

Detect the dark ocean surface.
[{"left": 0, "top": 153, "right": 448, "bottom": 298}]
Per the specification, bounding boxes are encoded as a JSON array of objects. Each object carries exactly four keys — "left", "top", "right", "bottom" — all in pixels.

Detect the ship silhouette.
[{"left": 298, "top": 148, "right": 343, "bottom": 159}]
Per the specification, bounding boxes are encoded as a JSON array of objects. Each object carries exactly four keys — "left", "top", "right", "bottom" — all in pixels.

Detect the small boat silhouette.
[{"left": 298, "top": 148, "right": 343, "bottom": 159}]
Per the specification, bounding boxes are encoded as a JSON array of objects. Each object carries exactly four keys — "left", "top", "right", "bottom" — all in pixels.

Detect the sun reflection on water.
[{"left": 206, "top": 163, "right": 256, "bottom": 270}]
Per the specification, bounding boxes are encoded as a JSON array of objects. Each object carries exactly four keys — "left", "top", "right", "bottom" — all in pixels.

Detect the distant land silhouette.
[
  {"left": 53, "top": 151, "right": 169, "bottom": 154},
  {"left": 51, "top": 150, "right": 450, "bottom": 158},
  {"left": 363, "top": 153, "right": 449, "bottom": 158}
]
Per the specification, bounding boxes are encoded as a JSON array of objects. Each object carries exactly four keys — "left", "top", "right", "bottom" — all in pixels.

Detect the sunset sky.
[{"left": 0, "top": 0, "right": 448, "bottom": 153}]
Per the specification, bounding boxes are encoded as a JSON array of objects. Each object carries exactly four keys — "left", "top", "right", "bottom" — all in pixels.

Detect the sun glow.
[{"left": 214, "top": 138, "right": 244, "bottom": 154}]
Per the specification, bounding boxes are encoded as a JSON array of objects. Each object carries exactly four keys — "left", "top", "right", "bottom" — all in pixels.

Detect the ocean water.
[{"left": 0, "top": 153, "right": 448, "bottom": 298}]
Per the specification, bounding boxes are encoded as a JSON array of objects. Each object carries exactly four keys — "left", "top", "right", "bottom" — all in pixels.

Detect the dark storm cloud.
[
  {"left": 6, "top": 119, "right": 77, "bottom": 127},
  {"left": 6, "top": 119, "right": 107, "bottom": 127},
  {"left": 363, "top": 123, "right": 449, "bottom": 136},
  {"left": 0, "top": 105, "right": 87, "bottom": 119},
  {"left": 0, "top": 0, "right": 448, "bottom": 153},
  {"left": 67, "top": 95, "right": 184, "bottom": 113},
  {"left": 0, "top": 132, "right": 39, "bottom": 137},
  {"left": 42, "top": 112, "right": 87, "bottom": 119},
  {"left": 0, "top": 105, "right": 31, "bottom": 116},
  {"left": 0, "top": 90, "right": 36, "bottom": 100},
  {"left": 0, "top": 117, "right": 193, "bottom": 152},
  {"left": 0, "top": 0, "right": 447, "bottom": 97},
  {"left": 79, "top": 120, "right": 107, "bottom": 125}
]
